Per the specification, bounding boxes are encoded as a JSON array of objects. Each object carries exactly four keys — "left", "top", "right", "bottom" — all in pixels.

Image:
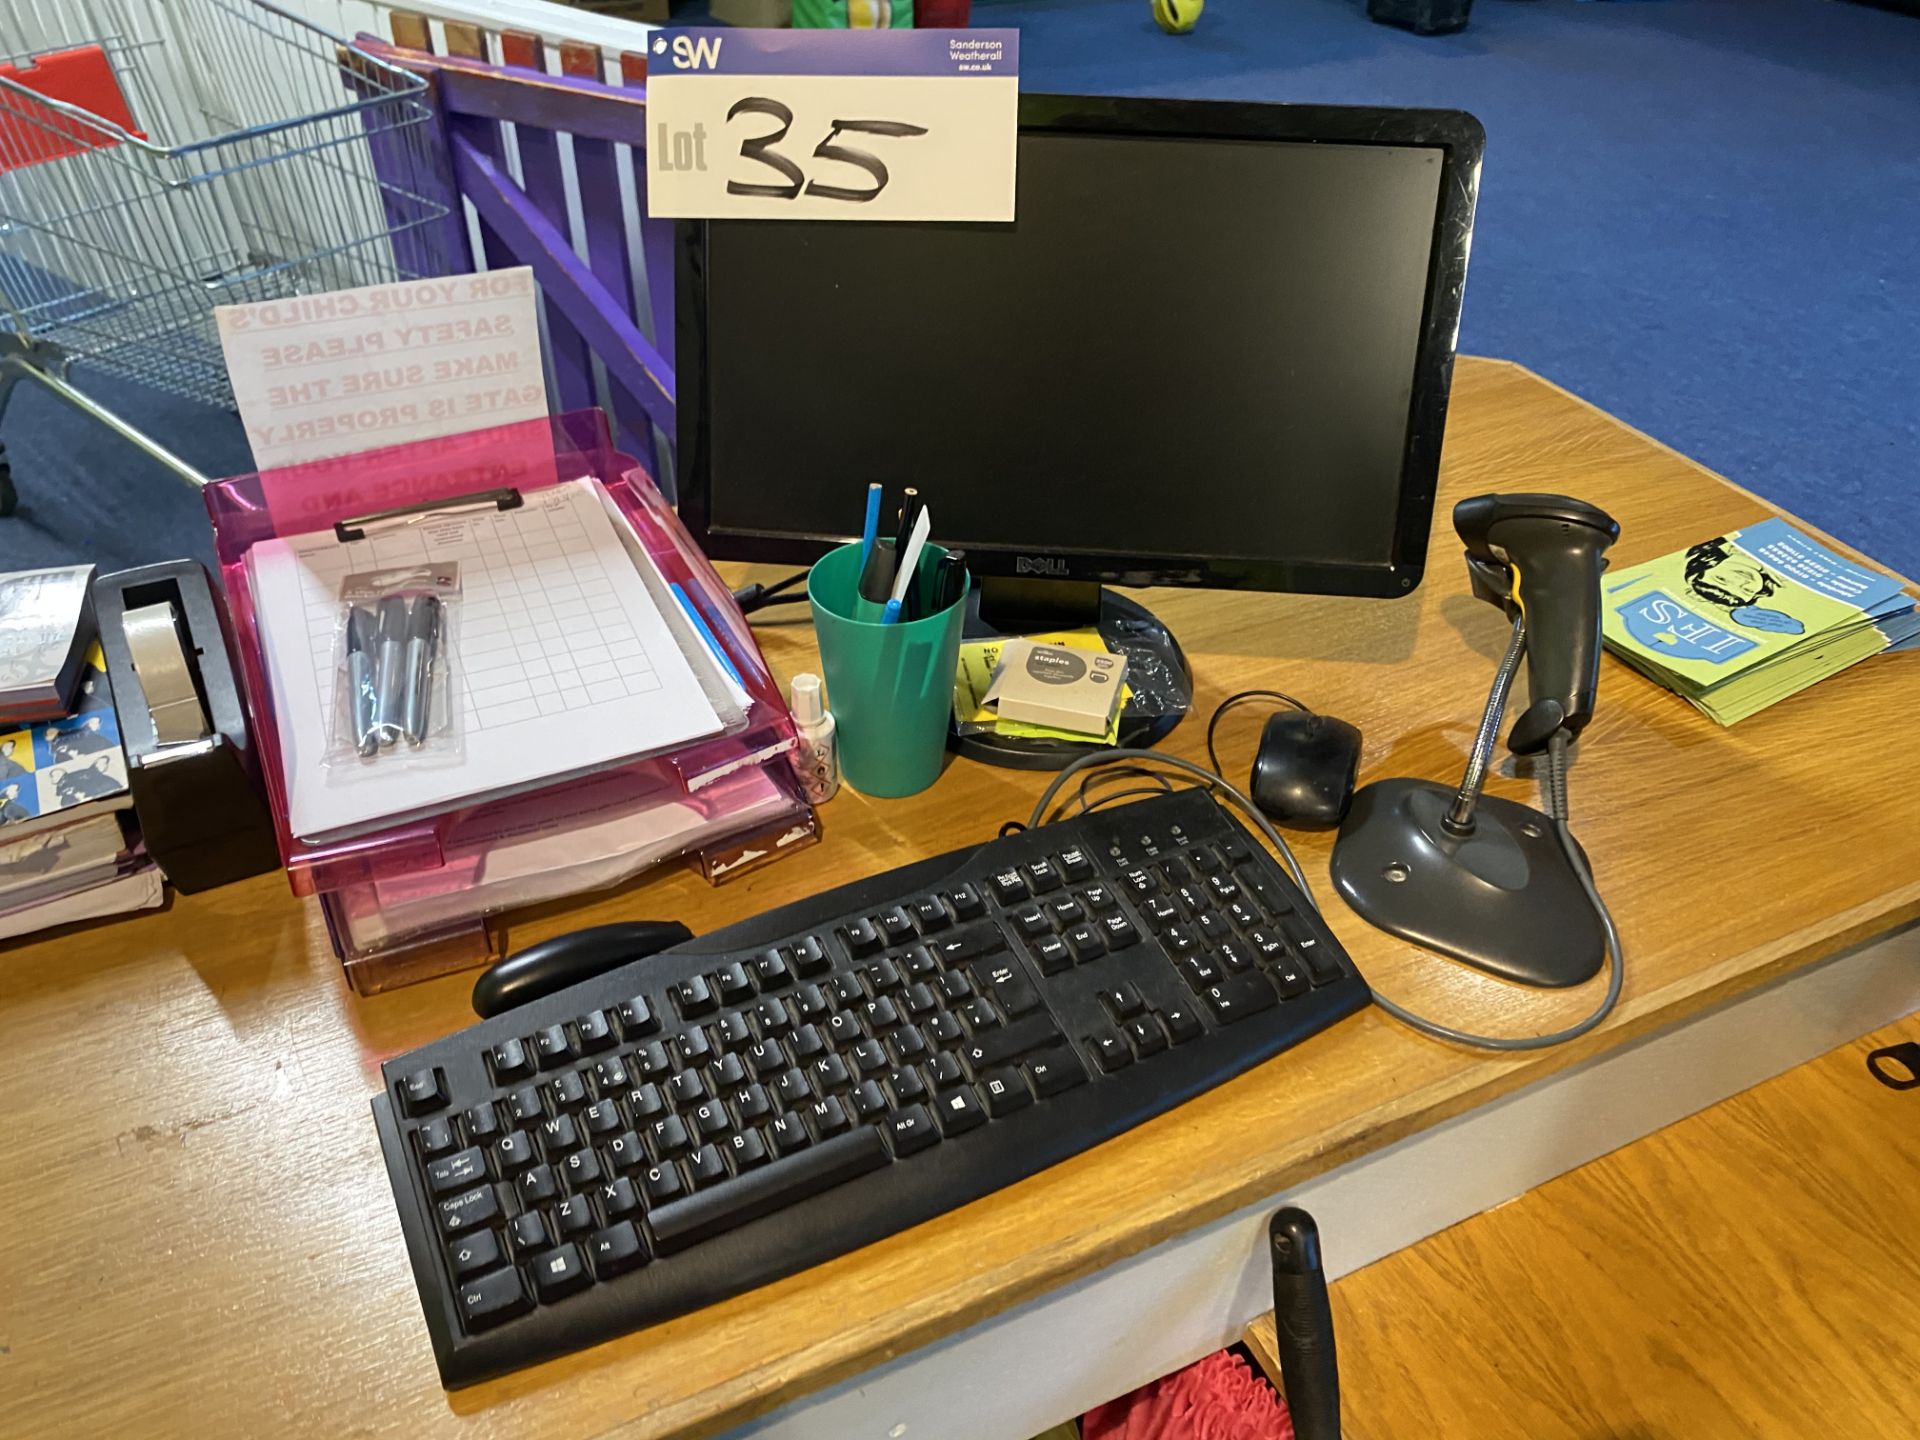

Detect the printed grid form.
[{"left": 297, "top": 492, "right": 661, "bottom": 730}]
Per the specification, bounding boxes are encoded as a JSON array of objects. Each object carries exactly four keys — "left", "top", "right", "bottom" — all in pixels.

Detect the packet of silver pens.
[{"left": 325, "top": 564, "right": 464, "bottom": 769}]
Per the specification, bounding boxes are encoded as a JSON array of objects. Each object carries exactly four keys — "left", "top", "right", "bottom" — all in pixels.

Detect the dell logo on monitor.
[{"left": 1016, "top": 556, "right": 1070, "bottom": 576}]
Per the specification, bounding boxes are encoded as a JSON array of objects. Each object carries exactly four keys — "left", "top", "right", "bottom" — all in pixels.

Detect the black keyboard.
[{"left": 372, "top": 789, "right": 1371, "bottom": 1387}]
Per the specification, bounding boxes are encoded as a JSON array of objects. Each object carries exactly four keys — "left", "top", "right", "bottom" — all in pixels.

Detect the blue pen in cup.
[
  {"left": 860, "top": 482, "right": 882, "bottom": 569},
  {"left": 858, "top": 485, "right": 896, "bottom": 607}
]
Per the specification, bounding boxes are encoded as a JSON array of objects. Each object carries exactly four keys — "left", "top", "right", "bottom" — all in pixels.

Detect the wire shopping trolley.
[{"left": 0, "top": 0, "right": 461, "bottom": 516}]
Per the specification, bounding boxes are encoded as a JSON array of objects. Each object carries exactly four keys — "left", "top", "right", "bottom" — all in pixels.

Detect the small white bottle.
[{"left": 787, "top": 672, "right": 839, "bottom": 803}]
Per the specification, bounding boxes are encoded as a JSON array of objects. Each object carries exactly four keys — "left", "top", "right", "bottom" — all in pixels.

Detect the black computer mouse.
[
  {"left": 471, "top": 920, "right": 693, "bottom": 1018},
  {"left": 1250, "top": 710, "right": 1363, "bottom": 830}
]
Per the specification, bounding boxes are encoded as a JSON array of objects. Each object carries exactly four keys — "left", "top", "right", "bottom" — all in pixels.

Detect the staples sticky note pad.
[{"left": 983, "top": 639, "right": 1126, "bottom": 736}]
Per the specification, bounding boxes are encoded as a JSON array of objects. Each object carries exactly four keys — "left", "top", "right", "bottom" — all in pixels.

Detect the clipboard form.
[
  {"left": 251, "top": 476, "right": 751, "bottom": 844},
  {"left": 205, "top": 410, "right": 818, "bottom": 994}
]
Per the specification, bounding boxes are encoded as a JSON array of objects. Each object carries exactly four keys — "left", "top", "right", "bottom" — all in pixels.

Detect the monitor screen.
[{"left": 679, "top": 99, "right": 1481, "bottom": 598}]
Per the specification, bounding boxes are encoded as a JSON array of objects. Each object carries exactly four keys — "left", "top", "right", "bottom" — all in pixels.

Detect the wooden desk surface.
[
  {"left": 4, "top": 359, "right": 1918, "bottom": 1440},
  {"left": 1244, "top": 1018, "right": 1920, "bottom": 1437}
]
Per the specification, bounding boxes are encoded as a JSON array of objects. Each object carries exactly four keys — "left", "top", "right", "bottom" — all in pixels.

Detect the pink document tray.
[{"left": 204, "top": 410, "right": 812, "bottom": 904}]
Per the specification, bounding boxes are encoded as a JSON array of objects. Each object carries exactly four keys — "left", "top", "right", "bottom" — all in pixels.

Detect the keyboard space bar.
[{"left": 649, "top": 1127, "right": 892, "bottom": 1255}]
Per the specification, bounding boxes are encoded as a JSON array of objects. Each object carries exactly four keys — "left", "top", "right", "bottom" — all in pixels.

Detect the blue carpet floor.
[
  {"left": 994, "top": 0, "right": 1920, "bottom": 574},
  {"left": 1, "top": 0, "right": 1916, "bottom": 578}
]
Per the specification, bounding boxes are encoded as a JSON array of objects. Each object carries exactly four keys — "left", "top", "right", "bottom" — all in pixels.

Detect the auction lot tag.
[{"left": 645, "top": 28, "right": 1018, "bottom": 222}]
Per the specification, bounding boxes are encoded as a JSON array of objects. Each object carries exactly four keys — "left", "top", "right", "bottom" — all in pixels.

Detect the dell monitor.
[{"left": 678, "top": 95, "right": 1483, "bottom": 763}]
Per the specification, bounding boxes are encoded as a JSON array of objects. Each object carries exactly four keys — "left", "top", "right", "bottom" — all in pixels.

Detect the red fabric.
[
  {"left": 1082, "top": 1350, "right": 1295, "bottom": 1440},
  {"left": 0, "top": 46, "right": 144, "bottom": 173},
  {"left": 914, "top": 0, "right": 973, "bottom": 25}
]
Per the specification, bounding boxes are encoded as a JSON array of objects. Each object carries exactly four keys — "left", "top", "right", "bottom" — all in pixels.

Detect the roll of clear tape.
[{"left": 123, "top": 601, "right": 211, "bottom": 745}]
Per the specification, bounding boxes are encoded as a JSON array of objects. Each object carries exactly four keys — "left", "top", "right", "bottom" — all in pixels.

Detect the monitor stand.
[{"left": 954, "top": 576, "right": 1193, "bottom": 772}]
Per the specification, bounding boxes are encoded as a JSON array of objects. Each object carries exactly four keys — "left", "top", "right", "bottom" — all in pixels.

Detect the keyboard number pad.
[{"left": 1123, "top": 833, "right": 1347, "bottom": 999}]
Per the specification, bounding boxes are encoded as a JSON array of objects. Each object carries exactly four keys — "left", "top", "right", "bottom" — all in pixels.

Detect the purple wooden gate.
[{"left": 361, "top": 19, "right": 674, "bottom": 485}]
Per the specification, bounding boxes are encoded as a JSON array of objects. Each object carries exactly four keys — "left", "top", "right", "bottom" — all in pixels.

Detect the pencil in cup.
[{"left": 807, "top": 541, "right": 970, "bottom": 799}]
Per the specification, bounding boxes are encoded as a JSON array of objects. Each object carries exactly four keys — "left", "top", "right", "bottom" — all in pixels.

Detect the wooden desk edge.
[{"left": 614, "top": 879, "right": 1920, "bottom": 1440}]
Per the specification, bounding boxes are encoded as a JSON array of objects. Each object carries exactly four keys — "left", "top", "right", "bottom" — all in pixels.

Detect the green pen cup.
[{"left": 808, "top": 540, "right": 969, "bottom": 799}]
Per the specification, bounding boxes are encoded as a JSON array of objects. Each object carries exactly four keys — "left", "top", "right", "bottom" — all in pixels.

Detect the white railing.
[{"left": 290, "top": 1, "right": 658, "bottom": 60}]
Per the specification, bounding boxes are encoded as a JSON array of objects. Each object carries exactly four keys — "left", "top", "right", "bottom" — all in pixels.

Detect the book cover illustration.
[
  {"left": 0, "top": 774, "right": 32, "bottom": 825},
  {"left": 1601, "top": 518, "right": 1914, "bottom": 687},
  {"left": 0, "top": 644, "right": 130, "bottom": 832}
]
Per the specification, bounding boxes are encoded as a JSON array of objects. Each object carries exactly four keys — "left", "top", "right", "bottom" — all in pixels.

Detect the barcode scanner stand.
[{"left": 1330, "top": 495, "right": 1619, "bottom": 989}]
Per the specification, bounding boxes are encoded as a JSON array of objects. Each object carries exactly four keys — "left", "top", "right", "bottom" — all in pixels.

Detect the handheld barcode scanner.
[
  {"left": 1454, "top": 494, "right": 1619, "bottom": 754},
  {"left": 1330, "top": 493, "right": 1619, "bottom": 989}
]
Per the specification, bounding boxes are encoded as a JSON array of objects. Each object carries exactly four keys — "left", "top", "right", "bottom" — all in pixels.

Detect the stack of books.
[
  {"left": 1601, "top": 517, "right": 1920, "bottom": 726},
  {"left": 1, "top": 567, "right": 163, "bottom": 939}
]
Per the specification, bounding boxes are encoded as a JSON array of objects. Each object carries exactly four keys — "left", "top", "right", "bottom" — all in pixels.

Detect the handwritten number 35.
[{"left": 725, "top": 97, "right": 928, "bottom": 203}]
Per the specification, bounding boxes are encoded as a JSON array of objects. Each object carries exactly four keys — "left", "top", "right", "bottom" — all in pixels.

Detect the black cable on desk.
[
  {"left": 1022, "top": 738, "right": 1625, "bottom": 1054},
  {"left": 1204, "top": 688, "right": 1311, "bottom": 776},
  {"left": 733, "top": 572, "right": 809, "bottom": 616},
  {"left": 1026, "top": 748, "right": 1317, "bottom": 904}
]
